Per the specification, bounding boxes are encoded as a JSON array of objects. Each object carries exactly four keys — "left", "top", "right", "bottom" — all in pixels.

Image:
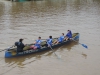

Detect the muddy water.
[{"left": 0, "top": 0, "right": 100, "bottom": 75}]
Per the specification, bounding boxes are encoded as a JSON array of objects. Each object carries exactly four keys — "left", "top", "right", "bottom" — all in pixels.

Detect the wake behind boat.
[{"left": 5, "top": 33, "right": 80, "bottom": 58}]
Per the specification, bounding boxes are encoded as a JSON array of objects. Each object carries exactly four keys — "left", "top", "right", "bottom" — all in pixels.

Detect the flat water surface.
[{"left": 0, "top": 0, "right": 100, "bottom": 75}]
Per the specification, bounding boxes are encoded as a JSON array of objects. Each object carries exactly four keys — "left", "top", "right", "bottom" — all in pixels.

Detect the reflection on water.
[
  {"left": 82, "top": 52, "right": 87, "bottom": 59},
  {"left": 0, "top": 0, "right": 100, "bottom": 75},
  {"left": 4, "top": 41, "right": 78, "bottom": 67},
  {"left": 59, "top": 41, "right": 79, "bottom": 51},
  {"left": 2, "top": 41, "right": 78, "bottom": 75}
]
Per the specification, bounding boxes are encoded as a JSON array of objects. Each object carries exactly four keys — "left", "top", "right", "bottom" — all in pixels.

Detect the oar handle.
[
  {"left": 0, "top": 45, "right": 15, "bottom": 52},
  {"left": 47, "top": 43, "right": 61, "bottom": 59}
]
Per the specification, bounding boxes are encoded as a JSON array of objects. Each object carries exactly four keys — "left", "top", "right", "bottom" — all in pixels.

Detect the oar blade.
[
  {"left": 53, "top": 52, "right": 61, "bottom": 59},
  {"left": 81, "top": 44, "right": 88, "bottom": 49}
]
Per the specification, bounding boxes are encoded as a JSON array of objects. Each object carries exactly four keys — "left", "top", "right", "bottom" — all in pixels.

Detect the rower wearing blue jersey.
[
  {"left": 65, "top": 30, "right": 72, "bottom": 40},
  {"left": 30, "top": 37, "right": 42, "bottom": 50},
  {"left": 54, "top": 33, "right": 65, "bottom": 44},
  {"left": 46, "top": 36, "right": 53, "bottom": 47}
]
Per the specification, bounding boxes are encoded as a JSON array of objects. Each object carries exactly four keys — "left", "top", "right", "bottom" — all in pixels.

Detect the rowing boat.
[{"left": 5, "top": 33, "right": 79, "bottom": 58}]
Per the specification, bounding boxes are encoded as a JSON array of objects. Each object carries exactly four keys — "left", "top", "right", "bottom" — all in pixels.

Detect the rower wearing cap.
[{"left": 15, "top": 38, "right": 25, "bottom": 52}]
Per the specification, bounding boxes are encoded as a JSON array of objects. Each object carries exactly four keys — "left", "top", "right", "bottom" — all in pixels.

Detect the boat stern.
[
  {"left": 73, "top": 33, "right": 80, "bottom": 41},
  {"left": 5, "top": 51, "right": 13, "bottom": 58}
]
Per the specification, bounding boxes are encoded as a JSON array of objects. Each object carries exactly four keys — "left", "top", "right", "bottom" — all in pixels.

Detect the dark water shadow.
[
  {"left": 4, "top": 41, "right": 79, "bottom": 66},
  {"left": 58, "top": 41, "right": 79, "bottom": 51},
  {"left": 59, "top": 41, "right": 87, "bottom": 59},
  {"left": 4, "top": 50, "right": 52, "bottom": 67},
  {"left": 82, "top": 52, "right": 87, "bottom": 59}
]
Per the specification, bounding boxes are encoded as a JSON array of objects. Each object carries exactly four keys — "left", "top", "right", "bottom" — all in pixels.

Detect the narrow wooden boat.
[{"left": 5, "top": 33, "right": 79, "bottom": 58}]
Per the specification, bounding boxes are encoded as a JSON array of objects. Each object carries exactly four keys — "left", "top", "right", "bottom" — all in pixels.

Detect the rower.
[
  {"left": 15, "top": 38, "right": 25, "bottom": 52},
  {"left": 46, "top": 36, "right": 53, "bottom": 47},
  {"left": 65, "top": 30, "right": 72, "bottom": 40},
  {"left": 30, "top": 37, "right": 42, "bottom": 50},
  {"left": 53, "top": 33, "right": 65, "bottom": 44}
]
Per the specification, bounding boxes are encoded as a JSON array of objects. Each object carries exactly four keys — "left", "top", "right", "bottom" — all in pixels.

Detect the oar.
[
  {"left": 50, "top": 46, "right": 61, "bottom": 59},
  {"left": 0, "top": 45, "right": 14, "bottom": 52},
  {"left": 47, "top": 43, "right": 61, "bottom": 59},
  {"left": 71, "top": 38, "right": 88, "bottom": 49}
]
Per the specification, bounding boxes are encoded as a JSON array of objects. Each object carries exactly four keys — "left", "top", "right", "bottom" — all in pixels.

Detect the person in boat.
[
  {"left": 46, "top": 36, "right": 53, "bottom": 47},
  {"left": 30, "top": 37, "right": 42, "bottom": 50},
  {"left": 53, "top": 33, "right": 65, "bottom": 44},
  {"left": 15, "top": 38, "right": 25, "bottom": 52},
  {"left": 65, "top": 30, "right": 72, "bottom": 40}
]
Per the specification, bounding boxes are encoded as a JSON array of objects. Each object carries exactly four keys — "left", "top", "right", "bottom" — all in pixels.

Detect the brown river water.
[{"left": 0, "top": 0, "right": 100, "bottom": 75}]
